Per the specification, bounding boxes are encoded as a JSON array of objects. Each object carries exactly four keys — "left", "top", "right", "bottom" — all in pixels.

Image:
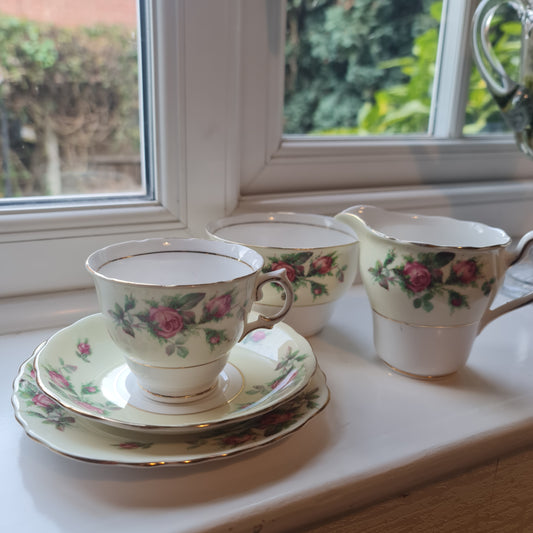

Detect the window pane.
[
  {"left": 0, "top": 0, "right": 143, "bottom": 200},
  {"left": 464, "top": 3, "right": 519, "bottom": 136},
  {"left": 284, "top": 0, "right": 442, "bottom": 136}
]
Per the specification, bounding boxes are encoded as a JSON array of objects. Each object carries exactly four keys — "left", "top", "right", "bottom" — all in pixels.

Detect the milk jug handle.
[
  {"left": 509, "top": 229, "right": 533, "bottom": 266},
  {"left": 478, "top": 230, "right": 533, "bottom": 332},
  {"left": 472, "top": 0, "right": 521, "bottom": 102}
]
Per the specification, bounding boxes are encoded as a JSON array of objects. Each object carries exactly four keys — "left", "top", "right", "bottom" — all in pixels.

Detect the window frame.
[
  {"left": 238, "top": 0, "right": 533, "bottom": 237},
  {"left": 1, "top": 0, "right": 533, "bottom": 304},
  {"left": 0, "top": 0, "right": 241, "bottom": 299}
]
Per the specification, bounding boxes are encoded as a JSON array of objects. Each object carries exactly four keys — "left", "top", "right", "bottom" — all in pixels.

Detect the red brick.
[{"left": 0, "top": 0, "right": 137, "bottom": 29}]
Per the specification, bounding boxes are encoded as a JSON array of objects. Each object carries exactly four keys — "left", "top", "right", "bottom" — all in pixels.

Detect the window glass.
[
  {"left": 284, "top": 0, "right": 442, "bottom": 136},
  {"left": 0, "top": 0, "right": 143, "bottom": 201}
]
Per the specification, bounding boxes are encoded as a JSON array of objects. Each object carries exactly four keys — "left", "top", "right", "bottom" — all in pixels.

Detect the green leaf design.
[
  {"left": 421, "top": 298, "right": 434, "bottom": 312},
  {"left": 176, "top": 346, "right": 189, "bottom": 358},
  {"left": 281, "top": 252, "right": 313, "bottom": 265},
  {"left": 241, "top": 347, "right": 308, "bottom": 401},
  {"left": 383, "top": 250, "right": 396, "bottom": 267},
  {"left": 482, "top": 278, "right": 495, "bottom": 296},
  {"left": 124, "top": 294, "right": 136, "bottom": 311},
  {"left": 135, "top": 312, "right": 151, "bottom": 323},
  {"left": 172, "top": 292, "right": 206, "bottom": 311},
  {"left": 122, "top": 322, "right": 135, "bottom": 337},
  {"left": 433, "top": 252, "right": 455, "bottom": 268},
  {"left": 310, "top": 281, "right": 328, "bottom": 299},
  {"left": 369, "top": 248, "right": 491, "bottom": 314},
  {"left": 107, "top": 292, "right": 234, "bottom": 358},
  {"left": 263, "top": 249, "right": 349, "bottom": 301},
  {"left": 25, "top": 411, "right": 47, "bottom": 420},
  {"left": 112, "top": 303, "right": 125, "bottom": 320}
]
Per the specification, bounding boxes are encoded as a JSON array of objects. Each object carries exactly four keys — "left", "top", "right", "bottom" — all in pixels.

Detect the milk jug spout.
[{"left": 334, "top": 205, "right": 373, "bottom": 242}]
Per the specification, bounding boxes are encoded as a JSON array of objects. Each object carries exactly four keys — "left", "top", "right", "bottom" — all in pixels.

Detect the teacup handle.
[
  {"left": 239, "top": 268, "right": 294, "bottom": 339},
  {"left": 479, "top": 230, "right": 533, "bottom": 332}
]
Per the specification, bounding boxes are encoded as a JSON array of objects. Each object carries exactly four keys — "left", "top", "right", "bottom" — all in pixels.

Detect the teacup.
[
  {"left": 336, "top": 205, "right": 533, "bottom": 378},
  {"left": 206, "top": 212, "right": 359, "bottom": 336},
  {"left": 86, "top": 238, "right": 293, "bottom": 402}
]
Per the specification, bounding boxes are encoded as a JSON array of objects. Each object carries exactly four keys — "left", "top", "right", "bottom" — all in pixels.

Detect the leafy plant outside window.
[
  {"left": 0, "top": 14, "right": 140, "bottom": 198},
  {"left": 284, "top": 0, "right": 518, "bottom": 137}
]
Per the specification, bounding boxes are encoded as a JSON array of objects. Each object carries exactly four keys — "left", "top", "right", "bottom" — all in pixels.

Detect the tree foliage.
[
  {"left": 284, "top": 0, "right": 438, "bottom": 134},
  {"left": 0, "top": 5, "right": 522, "bottom": 197},
  {"left": 284, "top": 0, "right": 519, "bottom": 136},
  {"left": 0, "top": 14, "right": 139, "bottom": 196}
]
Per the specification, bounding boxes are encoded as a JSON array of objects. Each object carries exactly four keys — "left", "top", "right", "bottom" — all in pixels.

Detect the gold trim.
[
  {"left": 125, "top": 351, "right": 229, "bottom": 370},
  {"left": 206, "top": 215, "right": 358, "bottom": 251},
  {"left": 137, "top": 380, "right": 219, "bottom": 401},
  {"left": 88, "top": 249, "right": 261, "bottom": 288},
  {"left": 13, "top": 355, "right": 329, "bottom": 467},
  {"left": 14, "top": 393, "right": 330, "bottom": 467},
  {"left": 374, "top": 235, "right": 510, "bottom": 251},
  {"left": 35, "top": 339, "right": 254, "bottom": 431},
  {"left": 128, "top": 363, "right": 246, "bottom": 419},
  {"left": 364, "top": 220, "right": 511, "bottom": 251},
  {"left": 31, "top": 314, "right": 318, "bottom": 434},
  {"left": 380, "top": 359, "right": 457, "bottom": 381},
  {"left": 372, "top": 308, "right": 477, "bottom": 329}
]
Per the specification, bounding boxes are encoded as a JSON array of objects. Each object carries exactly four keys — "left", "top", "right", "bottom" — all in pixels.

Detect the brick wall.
[{"left": 0, "top": 0, "right": 137, "bottom": 28}]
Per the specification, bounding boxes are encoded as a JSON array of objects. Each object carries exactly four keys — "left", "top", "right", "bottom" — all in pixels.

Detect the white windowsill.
[
  {"left": 238, "top": 180, "right": 533, "bottom": 235},
  {"left": 2, "top": 284, "right": 533, "bottom": 532}
]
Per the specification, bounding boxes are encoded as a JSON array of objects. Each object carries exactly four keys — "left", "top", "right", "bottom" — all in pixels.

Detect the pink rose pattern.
[
  {"left": 149, "top": 306, "right": 184, "bottom": 339},
  {"left": 369, "top": 249, "right": 496, "bottom": 313},
  {"left": 204, "top": 294, "right": 233, "bottom": 319},
  {"left": 49, "top": 370, "right": 71, "bottom": 390},
  {"left": 18, "top": 363, "right": 76, "bottom": 431},
  {"left": 108, "top": 290, "right": 237, "bottom": 358},
  {"left": 188, "top": 384, "right": 321, "bottom": 450},
  {"left": 120, "top": 381, "right": 320, "bottom": 451},
  {"left": 262, "top": 251, "right": 347, "bottom": 301},
  {"left": 32, "top": 392, "right": 56, "bottom": 409},
  {"left": 18, "top": 359, "right": 320, "bottom": 454},
  {"left": 270, "top": 261, "right": 303, "bottom": 283},
  {"left": 41, "top": 345, "right": 120, "bottom": 417},
  {"left": 76, "top": 339, "right": 92, "bottom": 361},
  {"left": 452, "top": 260, "right": 478, "bottom": 283}
]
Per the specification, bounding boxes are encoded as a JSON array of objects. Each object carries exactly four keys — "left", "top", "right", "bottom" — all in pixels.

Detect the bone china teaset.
[{"left": 12, "top": 206, "right": 533, "bottom": 466}]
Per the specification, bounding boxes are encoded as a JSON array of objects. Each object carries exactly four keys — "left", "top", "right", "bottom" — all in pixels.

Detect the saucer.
[
  {"left": 13, "top": 354, "right": 329, "bottom": 466},
  {"left": 34, "top": 314, "right": 317, "bottom": 434}
]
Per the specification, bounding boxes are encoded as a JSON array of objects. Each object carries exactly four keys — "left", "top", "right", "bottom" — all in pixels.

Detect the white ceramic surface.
[
  {"left": 372, "top": 311, "right": 477, "bottom": 378},
  {"left": 206, "top": 212, "right": 359, "bottom": 336},
  {"left": 5, "top": 284, "right": 533, "bottom": 531},
  {"left": 85, "top": 238, "right": 294, "bottom": 401},
  {"left": 336, "top": 205, "right": 533, "bottom": 377},
  {"left": 98, "top": 251, "right": 254, "bottom": 284},
  {"left": 33, "top": 314, "right": 317, "bottom": 434},
  {"left": 13, "top": 354, "right": 329, "bottom": 467}
]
